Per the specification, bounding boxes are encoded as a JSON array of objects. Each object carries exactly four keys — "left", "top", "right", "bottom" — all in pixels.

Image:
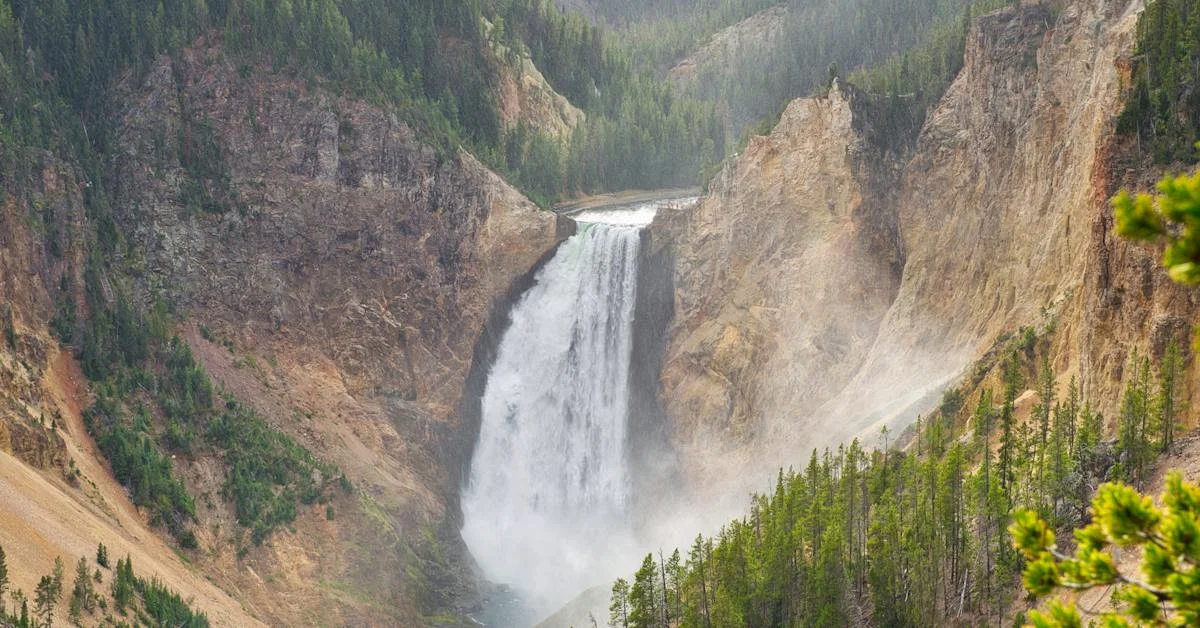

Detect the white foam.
[
  {"left": 461, "top": 223, "right": 643, "bottom": 618},
  {"left": 570, "top": 197, "right": 698, "bottom": 226}
]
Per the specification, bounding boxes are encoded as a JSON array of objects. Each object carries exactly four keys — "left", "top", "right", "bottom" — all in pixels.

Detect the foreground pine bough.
[{"left": 1012, "top": 474, "right": 1200, "bottom": 627}]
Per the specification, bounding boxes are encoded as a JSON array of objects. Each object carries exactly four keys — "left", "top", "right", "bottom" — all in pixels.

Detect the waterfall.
[{"left": 461, "top": 219, "right": 646, "bottom": 618}]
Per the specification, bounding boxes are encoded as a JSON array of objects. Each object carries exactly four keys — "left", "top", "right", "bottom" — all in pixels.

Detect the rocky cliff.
[
  {"left": 489, "top": 21, "right": 586, "bottom": 141},
  {"left": 653, "top": 81, "right": 902, "bottom": 478},
  {"left": 99, "top": 41, "right": 565, "bottom": 624},
  {"left": 0, "top": 35, "right": 566, "bottom": 626},
  {"left": 655, "top": 0, "right": 1196, "bottom": 489}
]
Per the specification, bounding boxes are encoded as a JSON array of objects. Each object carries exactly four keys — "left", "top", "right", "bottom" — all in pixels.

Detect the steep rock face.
[
  {"left": 660, "top": 0, "right": 1192, "bottom": 479},
  {"left": 847, "top": 0, "right": 1198, "bottom": 434},
  {"left": 105, "top": 41, "right": 564, "bottom": 624},
  {"left": 825, "top": 0, "right": 1144, "bottom": 436},
  {"left": 652, "top": 82, "right": 903, "bottom": 470}
]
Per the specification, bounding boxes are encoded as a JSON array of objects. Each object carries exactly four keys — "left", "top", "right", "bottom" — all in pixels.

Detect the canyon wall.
[
  {"left": 653, "top": 82, "right": 903, "bottom": 476},
  {"left": 0, "top": 36, "right": 567, "bottom": 626},
  {"left": 656, "top": 0, "right": 1198, "bottom": 487},
  {"left": 102, "top": 42, "right": 566, "bottom": 624},
  {"left": 0, "top": 145, "right": 265, "bottom": 625}
]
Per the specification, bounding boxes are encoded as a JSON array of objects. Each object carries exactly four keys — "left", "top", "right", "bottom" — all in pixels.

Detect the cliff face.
[
  {"left": 653, "top": 82, "right": 903, "bottom": 470},
  {"left": 98, "top": 41, "right": 565, "bottom": 624},
  {"left": 829, "top": 0, "right": 1147, "bottom": 435},
  {"left": 0, "top": 35, "right": 565, "bottom": 627},
  {"left": 658, "top": 0, "right": 1192, "bottom": 481}
]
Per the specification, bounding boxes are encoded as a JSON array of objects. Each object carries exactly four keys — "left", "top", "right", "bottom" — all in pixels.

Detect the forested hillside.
[
  {"left": 1, "top": 0, "right": 726, "bottom": 205},
  {"left": 554, "top": 0, "right": 709, "bottom": 24},
  {"left": 610, "top": 330, "right": 1185, "bottom": 627},
  {"left": 1, "top": 0, "right": 1070, "bottom": 206},
  {"left": 1118, "top": 0, "right": 1200, "bottom": 163},
  {"left": 1, "top": 0, "right": 346, "bottom": 551}
]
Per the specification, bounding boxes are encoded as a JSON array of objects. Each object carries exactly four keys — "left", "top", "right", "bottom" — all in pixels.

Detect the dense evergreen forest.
[
  {"left": 609, "top": 331, "right": 1185, "bottom": 627},
  {"left": 1118, "top": 0, "right": 1200, "bottom": 163}
]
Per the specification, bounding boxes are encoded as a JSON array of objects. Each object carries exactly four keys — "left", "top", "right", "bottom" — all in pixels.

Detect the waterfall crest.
[{"left": 461, "top": 221, "right": 644, "bottom": 615}]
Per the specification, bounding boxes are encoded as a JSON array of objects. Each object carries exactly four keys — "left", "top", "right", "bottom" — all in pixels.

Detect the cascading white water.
[{"left": 461, "top": 217, "right": 647, "bottom": 618}]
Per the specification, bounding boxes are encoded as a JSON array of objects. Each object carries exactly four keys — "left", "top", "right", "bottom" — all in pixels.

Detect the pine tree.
[
  {"left": 1033, "top": 355, "right": 1055, "bottom": 514},
  {"left": 1063, "top": 376, "right": 1080, "bottom": 456},
  {"left": 112, "top": 556, "right": 134, "bottom": 613},
  {"left": 1157, "top": 339, "right": 1183, "bottom": 450},
  {"left": 609, "top": 578, "right": 630, "bottom": 628},
  {"left": 629, "top": 554, "right": 660, "bottom": 628},
  {"left": 70, "top": 555, "right": 95, "bottom": 620},
  {"left": 970, "top": 390, "right": 995, "bottom": 611},
  {"left": 34, "top": 575, "right": 55, "bottom": 625},
  {"left": 664, "top": 549, "right": 682, "bottom": 622},
  {"left": 1044, "top": 402, "right": 1073, "bottom": 527},
  {"left": 998, "top": 357, "right": 1022, "bottom": 504},
  {"left": 1013, "top": 473, "right": 1200, "bottom": 626},
  {"left": 96, "top": 543, "right": 108, "bottom": 569},
  {"left": 1117, "top": 351, "right": 1153, "bottom": 489},
  {"left": 50, "top": 556, "right": 64, "bottom": 602},
  {"left": 0, "top": 545, "right": 7, "bottom": 615},
  {"left": 684, "top": 535, "right": 712, "bottom": 628}
]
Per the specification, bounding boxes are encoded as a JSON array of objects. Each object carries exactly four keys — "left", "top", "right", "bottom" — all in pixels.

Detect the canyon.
[{"left": 1, "top": 0, "right": 1198, "bottom": 625}]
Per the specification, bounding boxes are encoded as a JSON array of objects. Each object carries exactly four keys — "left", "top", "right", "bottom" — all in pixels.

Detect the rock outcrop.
[
  {"left": 653, "top": 82, "right": 902, "bottom": 471},
  {"left": 657, "top": 0, "right": 1196, "bottom": 490}
]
